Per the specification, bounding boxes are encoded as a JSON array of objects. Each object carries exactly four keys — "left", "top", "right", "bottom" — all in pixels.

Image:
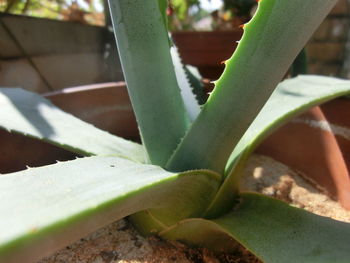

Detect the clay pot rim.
[
  {"left": 43, "top": 81, "right": 127, "bottom": 97},
  {"left": 171, "top": 29, "right": 243, "bottom": 35}
]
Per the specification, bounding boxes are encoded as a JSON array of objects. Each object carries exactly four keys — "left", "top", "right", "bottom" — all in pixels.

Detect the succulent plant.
[{"left": 1, "top": 1, "right": 350, "bottom": 262}]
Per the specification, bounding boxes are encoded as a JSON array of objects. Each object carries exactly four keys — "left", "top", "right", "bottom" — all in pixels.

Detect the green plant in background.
[
  {"left": 168, "top": 0, "right": 258, "bottom": 30},
  {"left": 168, "top": 0, "right": 203, "bottom": 30},
  {"left": 0, "top": 0, "right": 105, "bottom": 25},
  {"left": 1, "top": 0, "right": 350, "bottom": 262},
  {"left": 215, "top": 0, "right": 257, "bottom": 29}
]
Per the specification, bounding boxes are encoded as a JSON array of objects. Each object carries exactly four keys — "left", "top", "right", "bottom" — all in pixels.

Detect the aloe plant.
[{"left": 1, "top": 0, "right": 350, "bottom": 262}]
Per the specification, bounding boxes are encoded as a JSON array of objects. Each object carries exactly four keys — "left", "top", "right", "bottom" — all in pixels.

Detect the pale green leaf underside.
[
  {"left": 162, "top": 193, "right": 350, "bottom": 263},
  {"left": 0, "top": 156, "right": 220, "bottom": 263},
  {"left": 205, "top": 75, "right": 350, "bottom": 217},
  {"left": 0, "top": 88, "right": 144, "bottom": 163}
]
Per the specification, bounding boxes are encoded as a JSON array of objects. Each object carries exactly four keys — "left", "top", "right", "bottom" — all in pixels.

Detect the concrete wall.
[
  {"left": 0, "top": 13, "right": 123, "bottom": 93},
  {"left": 307, "top": 0, "right": 350, "bottom": 77},
  {"left": 1, "top": 2, "right": 349, "bottom": 94}
]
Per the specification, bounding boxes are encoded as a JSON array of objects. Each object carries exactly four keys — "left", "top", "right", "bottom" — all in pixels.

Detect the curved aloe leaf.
[
  {"left": 130, "top": 166, "right": 220, "bottom": 236},
  {"left": 108, "top": 0, "right": 190, "bottom": 166},
  {"left": 0, "top": 88, "right": 144, "bottom": 163},
  {"left": 183, "top": 65, "right": 207, "bottom": 105},
  {"left": 0, "top": 156, "right": 220, "bottom": 263},
  {"left": 166, "top": 0, "right": 337, "bottom": 173},
  {"left": 161, "top": 193, "right": 350, "bottom": 263},
  {"left": 171, "top": 43, "right": 201, "bottom": 121},
  {"left": 205, "top": 75, "right": 350, "bottom": 217}
]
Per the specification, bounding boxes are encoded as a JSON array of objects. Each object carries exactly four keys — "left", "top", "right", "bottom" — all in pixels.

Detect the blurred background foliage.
[
  {"left": 0, "top": 0, "right": 257, "bottom": 30},
  {"left": 0, "top": 0, "right": 105, "bottom": 26},
  {"left": 168, "top": 0, "right": 257, "bottom": 31}
]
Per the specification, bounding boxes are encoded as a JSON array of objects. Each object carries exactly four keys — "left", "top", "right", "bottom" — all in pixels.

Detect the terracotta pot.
[
  {"left": 256, "top": 98, "right": 350, "bottom": 209},
  {"left": 0, "top": 82, "right": 138, "bottom": 173},
  {"left": 45, "top": 82, "right": 138, "bottom": 140},
  {"left": 3, "top": 82, "right": 350, "bottom": 211},
  {"left": 172, "top": 30, "right": 243, "bottom": 80},
  {"left": 0, "top": 130, "right": 76, "bottom": 174}
]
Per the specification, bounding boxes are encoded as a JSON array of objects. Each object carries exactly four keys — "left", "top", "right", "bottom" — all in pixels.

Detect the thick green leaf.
[
  {"left": 130, "top": 165, "right": 221, "bottom": 236},
  {"left": 108, "top": 0, "right": 190, "bottom": 166},
  {"left": 0, "top": 156, "right": 220, "bottom": 263},
  {"left": 183, "top": 65, "right": 207, "bottom": 105},
  {"left": 166, "top": 0, "right": 337, "bottom": 173},
  {"left": 0, "top": 88, "right": 144, "bottom": 163},
  {"left": 162, "top": 193, "right": 350, "bottom": 263},
  {"left": 205, "top": 76, "right": 350, "bottom": 217},
  {"left": 171, "top": 43, "right": 201, "bottom": 120}
]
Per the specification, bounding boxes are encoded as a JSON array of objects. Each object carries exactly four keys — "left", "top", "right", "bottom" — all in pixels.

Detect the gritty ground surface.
[
  {"left": 241, "top": 155, "right": 350, "bottom": 223},
  {"left": 38, "top": 154, "right": 350, "bottom": 263}
]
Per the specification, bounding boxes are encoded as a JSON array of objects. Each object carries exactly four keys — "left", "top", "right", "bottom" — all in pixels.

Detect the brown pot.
[
  {"left": 172, "top": 30, "right": 243, "bottom": 80},
  {"left": 0, "top": 82, "right": 138, "bottom": 174},
  {"left": 3, "top": 83, "right": 350, "bottom": 211},
  {"left": 45, "top": 82, "right": 138, "bottom": 140},
  {"left": 256, "top": 98, "right": 350, "bottom": 209}
]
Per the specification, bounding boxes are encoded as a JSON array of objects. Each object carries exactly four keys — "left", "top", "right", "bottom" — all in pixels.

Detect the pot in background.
[
  {"left": 45, "top": 82, "right": 138, "bottom": 141},
  {"left": 172, "top": 30, "right": 243, "bottom": 81},
  {"left": 256, "top": 98, "right": 350, "bottom": 209},
  {"left": 2, "top": 82, "right": 350, "bottom": 212}
]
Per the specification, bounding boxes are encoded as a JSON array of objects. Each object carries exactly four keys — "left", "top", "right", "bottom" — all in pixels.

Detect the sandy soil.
[
  {"left": 241, "top": 155, "right": 350, "bottom": 222},
  {"left": 38, "top": 154, "right": 350, "bottom": 263}
]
